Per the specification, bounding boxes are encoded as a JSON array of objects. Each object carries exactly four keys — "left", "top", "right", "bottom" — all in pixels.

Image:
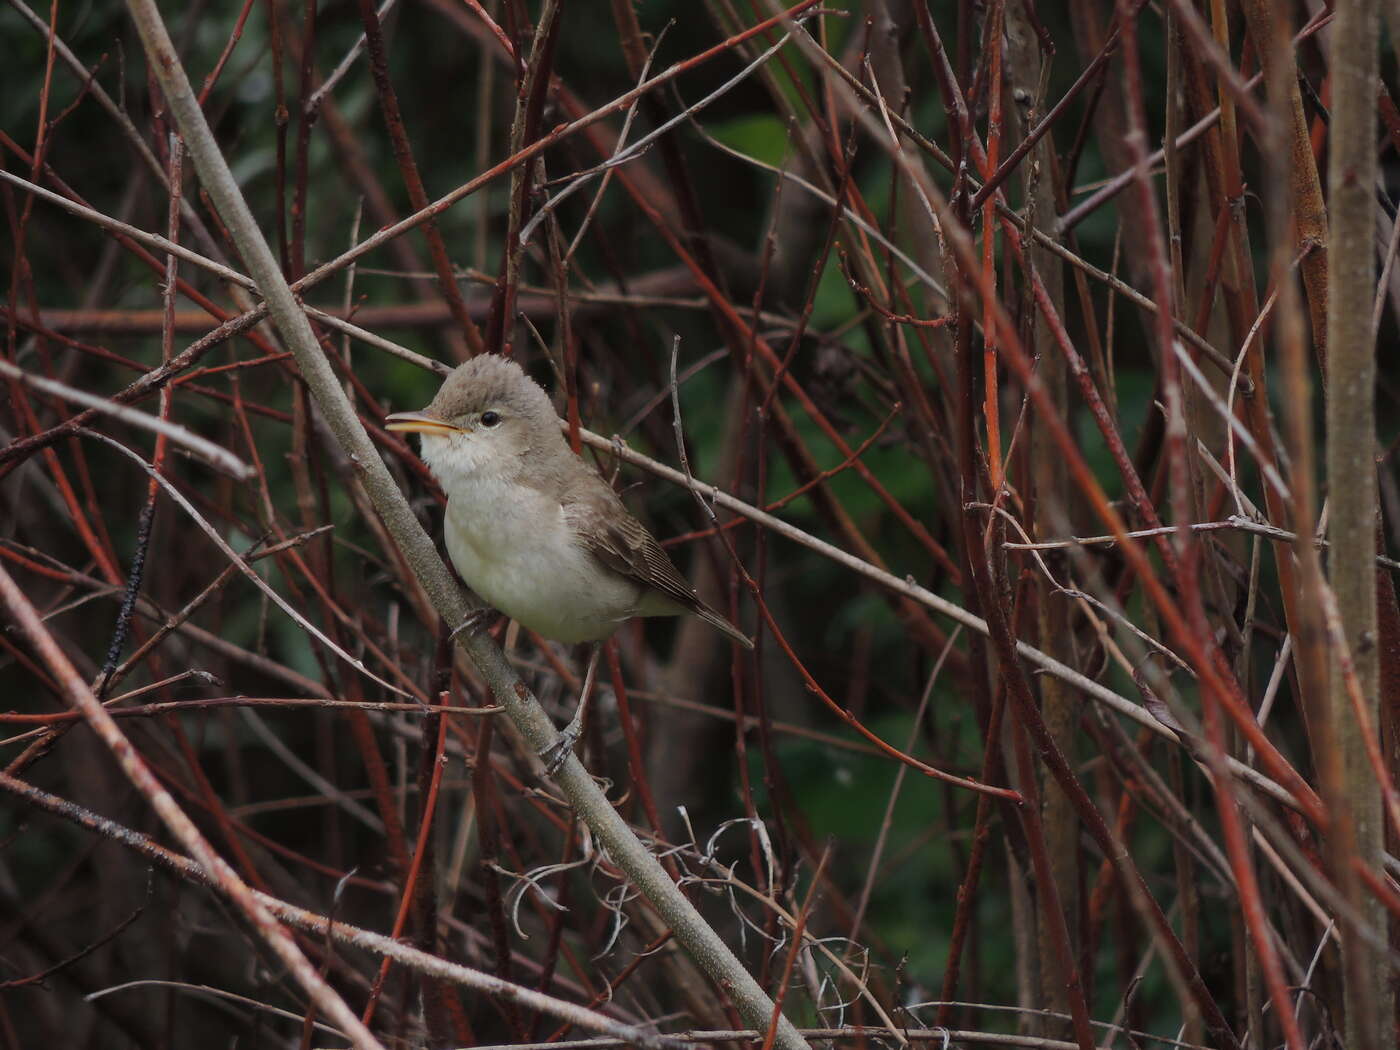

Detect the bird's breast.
[{"left": 443, "top": 479, "right": 641, "bottom": 643}]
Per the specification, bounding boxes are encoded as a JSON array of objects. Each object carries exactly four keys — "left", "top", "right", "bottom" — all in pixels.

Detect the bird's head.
[{"left": 385, "top": 355, "right": 565, "bottom": 490}]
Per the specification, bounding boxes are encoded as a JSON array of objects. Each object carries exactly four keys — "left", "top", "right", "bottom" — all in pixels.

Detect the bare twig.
[{"left": 120, "top": 3, "right": 811, "bottom": 1045}]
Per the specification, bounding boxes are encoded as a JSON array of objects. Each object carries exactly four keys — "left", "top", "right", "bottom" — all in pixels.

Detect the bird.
[{"left": 385, "top": 354, "right": 752, "bottom": 767}]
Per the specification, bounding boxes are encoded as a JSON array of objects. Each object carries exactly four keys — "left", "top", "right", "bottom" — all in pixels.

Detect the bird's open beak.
[{"left": 384, "top": 411, "right": 465, "bottom": 436}]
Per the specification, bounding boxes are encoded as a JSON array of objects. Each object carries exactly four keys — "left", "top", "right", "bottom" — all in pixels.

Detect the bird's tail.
[{"left": 694, "top": 602, "right": 755, "bottom": 650}]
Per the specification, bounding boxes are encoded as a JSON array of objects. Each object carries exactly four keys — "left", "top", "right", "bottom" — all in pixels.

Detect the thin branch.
[{"left": 120, "top": 3, "right": 811, "bottom": 1045}]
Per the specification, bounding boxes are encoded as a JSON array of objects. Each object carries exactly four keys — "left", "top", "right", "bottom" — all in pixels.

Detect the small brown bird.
[
  {"left": 385, "top": 354, "right": 752, "bottom": 650},
  {"left": 387, "top": 355, "right": 750, "bottom": 767}
]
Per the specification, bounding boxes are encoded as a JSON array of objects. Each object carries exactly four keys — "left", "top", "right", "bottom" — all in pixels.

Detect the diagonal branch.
[{"left": 120, "top": 1, "right": 811, "bottom": 1046}]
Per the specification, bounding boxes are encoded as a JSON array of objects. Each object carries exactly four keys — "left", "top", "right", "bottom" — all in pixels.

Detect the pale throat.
[{"left": 418, "top": 431, "right": 511, "bottom": 493}]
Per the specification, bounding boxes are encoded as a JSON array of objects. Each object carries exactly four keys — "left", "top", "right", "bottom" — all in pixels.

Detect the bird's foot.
[
  {"left": 539, "top": 644, "right": 600, "bottom": 777},
  {"left": 449, "top": 607, "right": 498, "bottom": 642},
  {"left": 538, "top": 726, "right": 579, "bottom": 776}
]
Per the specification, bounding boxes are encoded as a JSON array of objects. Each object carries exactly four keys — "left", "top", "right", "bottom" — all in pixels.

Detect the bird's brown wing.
[
  {"left": 563, "top": 478, "right": 753, "bottom": 648},
  {"left": 567, "top": 493, "right": 700, "bottom": 611}
]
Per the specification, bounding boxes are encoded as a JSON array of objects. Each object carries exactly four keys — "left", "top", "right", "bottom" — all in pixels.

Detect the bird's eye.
[{"left": 480, "top": 410, "right": 501, "bottom": 428}]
